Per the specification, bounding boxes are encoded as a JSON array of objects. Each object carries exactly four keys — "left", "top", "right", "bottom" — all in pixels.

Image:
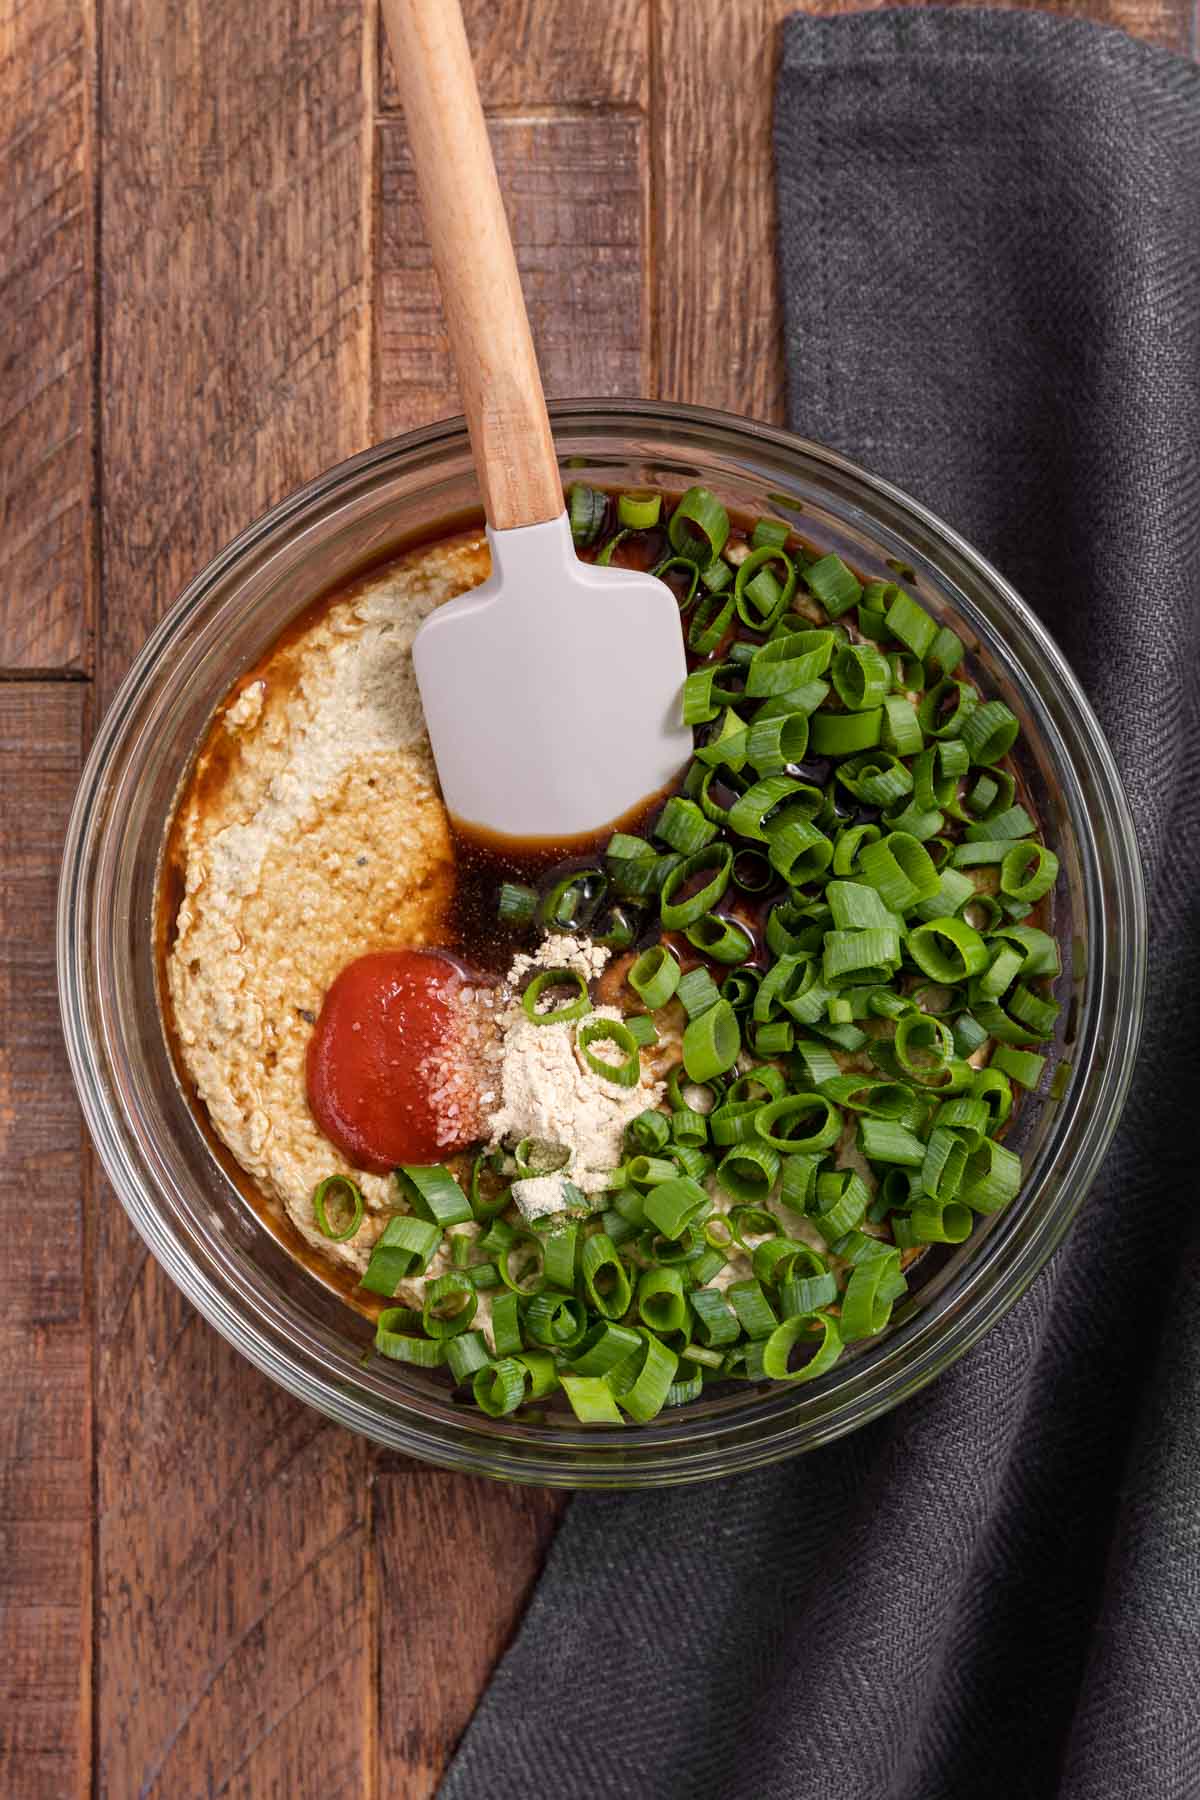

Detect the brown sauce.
[{"left": 446, "top": 788, "right": 672, "bottom": 975}]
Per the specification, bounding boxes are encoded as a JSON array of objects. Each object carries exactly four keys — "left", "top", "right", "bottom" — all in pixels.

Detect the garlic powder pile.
[{"left": 487, "top": 936, "right": 662, "bottom": 1192}]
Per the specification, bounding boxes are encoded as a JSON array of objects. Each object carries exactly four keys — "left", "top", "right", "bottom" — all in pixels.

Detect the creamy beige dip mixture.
[{"left": 167, "top": 530, "right": 490, "bottom": 1279}]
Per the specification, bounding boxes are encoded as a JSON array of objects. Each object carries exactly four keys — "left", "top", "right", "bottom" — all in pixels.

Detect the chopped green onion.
[
  {"left": 541, "top": 1220, "right": 579, "bottom": 1292},
  {"left": 961, "top": 699, "right": 1020, "bottom": 765},
  {"left": 375, "top": 1309, "right": 446, "bottom": 1367},
  {"left": 472, "top": 1358, "right": 527, "bottom": 1417},
  {"left": 754, "top": 1092, "right": 842, "bottom": 1154},
  {"left": 560, "top": 1374, "right": 625, "bottom": 1424},
  {"left": 734, "top": 545, "right": 797, "bottom": 630},
  {"left": 832, "top": 642, "right": 892, "bottom": 711},
  {"left": 726, "top": 1278, "right": 778, "bottom": 1339},
  {"left": 688, "top": 589, "right": 736, "bottom": 654},
  {"left": 395, "top": 1164, "right": 473, "bottom": 1228},
  {"left": 685, "top": 912, "right": 753, "bottom": 964},
  {"left": 919, "top": 679, "right": 979, "bottom": 740},
  {"left": 841, "top": 1251, "right": 903, "bottom": 1340},
  {"left": 881, "top": 695, "right": 925, "bottom": 756},
  {"left": 813, "top": 1169, "right": 871, "bottom": 1241},
  {"left": 660, "top": 844, "right": 733, "bottom": 929},
  {"left": 618, "top": 489, "right": 662, "bottom": 529},
  {"left": 745, "top": 631, "right": 835, "bottom": 698},
  {"left": 667, "top": 485, "right": 730, "bottom": 563},
  {"left": 751, "top": 517, "right": 790, "bottom": 550},
  {"left": 637, "top": 1266, "right": 688, "bottom": 1334},
  {"left": 677, "top": 966, "right": 722, "bottom": 1018},
  {"left": 656, "top": 795, "right": 718, "bottom": 855},
  {"left": 497, "top": 881, "right": 538, "bottom": 926},
  {"left": 991, "top": 1044, "right": 1047, "bottom": 1089},
  {"left": 521, "top": 967, "right": 591, "bottom": 1025},
  {"left": 578, "top": 1017, "right": 642, "bottom": 1088},
  {"left": 682, "top": 998, "right": 741, "bottom": 1080},
  {"left": 809, "top": 708, "right": 883, "bottom": 756},
  {"left": 360, "top": 1215, "right": 442, "bottom": 1295},
  {"left": 651, "top": 555, "right": 701, "bottom": 611},
  {"left": 803, "top": 553, "right": 863, "bottom": 618},
  {"left": 312, "top": 1175, "right": 364, "bottom": 1242},
  {"left": 716, "top": 1141, "right": 782, "bottom": 1202},
  {"left": 883, "top": 589, "right": 936, "bottom": 658},
  {"left": 608, "top": 1329, "right": 679, "bottom": 1422},
  {"left": 422, "top": 1272, "right": 478, "bottom": 1340},
  {"left": 906, "top": 916, "right": 990, "bottom": 981},
  {"left": 959, "top": 1138, "right": 1022, "bottom": 1213},
  {"left": 568, "top": 1320, "right": 642, "bottom": 1376},
  {"left": 568, "top": 483, "right": 607, "bottom": 546},
  {"left": 1000, "top": 841, "right": 1060, "bottom": 902},
  {"left": 628, "top": 943, "right": 681, "bottom": 1009},
  {"left": 858, "top": 1117, "right": 926, "bottom": 1166},
  {"left": 446, "top": 1331, "right": 491, "bottom": 1383},
  {"left": 643, "top": 1177, "right": 710, "bottom": 1239},
  {"left": 524, "top": 1292, "right": 588, "bottom": 1350},
  {"left": 489, "top": 1291, "right": 523, "bottom": 1357},
  {"left": 580, "top": 1233, "right": 633, "bottom": 1320},
  {"left": 760, "top": 1311, "right": 844, "bottom": 1380}
]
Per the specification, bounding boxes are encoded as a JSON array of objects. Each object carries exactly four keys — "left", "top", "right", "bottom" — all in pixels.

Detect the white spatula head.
[{"left": 412, "top": 511, "right": 693, "bottom": 839}]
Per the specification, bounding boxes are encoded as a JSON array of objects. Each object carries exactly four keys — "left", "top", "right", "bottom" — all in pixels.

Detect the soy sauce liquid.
[
  {"left": 445, "top": 502, "right": 784, "bottom": 981},
  {"left": 447, "top": 793, "right": 671, "bottom": 977}
]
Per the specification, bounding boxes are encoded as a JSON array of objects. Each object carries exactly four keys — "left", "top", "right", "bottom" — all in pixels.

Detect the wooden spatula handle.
[{"left": 379, "top": 0, "right": 563, "bottom": 531}]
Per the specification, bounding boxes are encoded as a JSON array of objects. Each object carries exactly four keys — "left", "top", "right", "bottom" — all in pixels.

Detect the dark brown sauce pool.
[{"left": 447, "top": 790, "right": 670, "bottom": 975}]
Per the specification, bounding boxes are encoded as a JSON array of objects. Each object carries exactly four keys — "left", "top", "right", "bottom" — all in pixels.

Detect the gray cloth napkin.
[{"left": 440, "top": 14, "right": 1200, "bottom": 1798}]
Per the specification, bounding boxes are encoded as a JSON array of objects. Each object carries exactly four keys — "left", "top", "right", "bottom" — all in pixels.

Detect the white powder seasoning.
[
  {"left": 509, "top": 932, "right": 610, "bottom": 985},
  {"left": 488, "top": 938, "right": 662, "bottom": 1193},
  {"left": 511, "top": 1173, "right": 573, "bottom": 1222}
]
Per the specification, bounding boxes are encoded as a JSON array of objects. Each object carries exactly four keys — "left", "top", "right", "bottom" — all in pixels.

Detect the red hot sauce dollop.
[{"left": 306, "top": 948, "right": 482, "bottom": 1172}]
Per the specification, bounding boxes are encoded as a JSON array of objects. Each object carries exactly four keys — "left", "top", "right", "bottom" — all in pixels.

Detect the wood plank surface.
[
  {"left": 92, "top": 1, "right": 375, "bottom": 1794},
  {"left": 1, "top": 0, "right": 1196, "bottom": 1795},
  {"left": 92, "top": 1238, "right": 372, "bottom": 1798},
  {"left": 376, "top": 110, "right": 647, "bottom": 437},
  {"left": 0, "top": 685, "right": 90, "bottom": 1799},
  {"left": 374, "top": 1466, "right": 562, "bottom": 1792},
  {"left": 0, "top": 0, "right": 94, "bottom": 671},
  {"left": 97, "top": 0, "right": 372, "bottom": 694},
  {"left": 379, "top": 0, "right": 647, "bottom": 112}
]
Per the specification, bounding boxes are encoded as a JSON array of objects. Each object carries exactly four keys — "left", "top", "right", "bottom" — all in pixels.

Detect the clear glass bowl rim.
[{"left": 58, "top": 399, "right": 1147, "bottom": 1488}]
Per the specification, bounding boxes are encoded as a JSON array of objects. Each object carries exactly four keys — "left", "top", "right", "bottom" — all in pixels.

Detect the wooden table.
[{"left": 2, "top": 0, "right": 1193, "bottom": 1792}]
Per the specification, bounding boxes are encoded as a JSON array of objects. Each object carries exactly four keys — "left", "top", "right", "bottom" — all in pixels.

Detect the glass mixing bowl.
[{"left": 58, "top": 401, "right": 1145, "bottom": 1487}]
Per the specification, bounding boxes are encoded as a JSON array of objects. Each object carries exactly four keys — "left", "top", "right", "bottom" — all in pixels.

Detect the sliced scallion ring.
[
  {"left": 521, "top": 966, "right": 590, "bottom": 1025},
  {"left": 617, "top": 489, "right": 662, "bottom": 529},
  {"left": 627, "top": 943, "right": 681, "bottom": 1009},
  {"left": 577, "top": 1017, "right": 642, "bottom": 1088},
  {"left": 311, "top": 1174, "right": 364, "bottom": 1242},
  {"left": 667, "top": 484, "right": 730, "bottom": 563}
]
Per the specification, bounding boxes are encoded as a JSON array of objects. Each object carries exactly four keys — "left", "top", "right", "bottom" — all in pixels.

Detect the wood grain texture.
[
  {"left": 380, "top": 0, "right": 648, "bottom": 113},
  {"left": 5, "top": 0, "right": 1195, "bottom": 1793},
  {"left": 0, "top": 0, "right": 94, "bottom": 672},
  {"left": 98, "top": 0, "right": 372, "bottom": 695},
  {"left": 0, "top": 686, "right": 89, "bottom": 1799},
  {"left": 93, "top": 2, "right": 374, "bottom": 1794},
  {"left": 93, "top": 1227, "right": 372, "bottom": 1798},
  {"left": 374, "top": 1464, "right": 562, "bottom": 1796},
  {"left": 376, "top": 111, "right": 647, "bottom": 438},
  {"left": 654, "top": 0, "right": 1197, "bottom": 427},
  {"left": 379, "top": 0, "right": 564, "bottom": 528}
]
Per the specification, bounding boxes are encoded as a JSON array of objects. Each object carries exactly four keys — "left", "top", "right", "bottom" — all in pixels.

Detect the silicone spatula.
[{"left": 379, "top": 0, "right": 691, "bottom": 840}]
